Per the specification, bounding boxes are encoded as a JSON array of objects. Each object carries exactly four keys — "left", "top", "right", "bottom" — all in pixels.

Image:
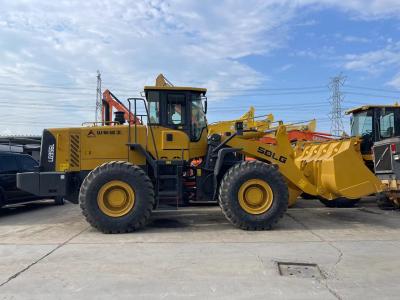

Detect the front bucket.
[{"left": 294, "top": 138, "right": 382, "bottom": 200}]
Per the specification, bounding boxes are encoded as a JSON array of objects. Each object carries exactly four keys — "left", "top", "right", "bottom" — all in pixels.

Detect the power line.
[
  {"left": 0, "top": 101, "right": 331, "bottom": 112},
  {"left": 346, "top": 85, "right": 400, "bottom": 94},
  {"left": 0, "top": 87, "right": 328, "bottom": 97},
  {"left": 343, "top": 91, "right": 399, "bottom": 100},
  {"left": 205, "top": 86, "right": 327, "bottom": 92},
  {"left": 0, "top": 87, "right": 94, "bottom": 96},
  {"left": 208, "top": 89, "right": 329, "bottom": 97},
  {"left": 0, "top": 82, "right": 95, "bottom": 90},
  {"left": 0, "top": 77, "right": 398, "bottom": 94}
]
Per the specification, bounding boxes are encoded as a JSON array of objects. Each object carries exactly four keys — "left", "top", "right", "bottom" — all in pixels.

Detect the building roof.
[{"left": 0, "top": 136, "right": 41, "bottom": 145}]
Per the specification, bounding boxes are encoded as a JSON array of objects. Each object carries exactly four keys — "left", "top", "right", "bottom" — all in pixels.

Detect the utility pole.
[
  {"left": 329, "top": 74, "right": 346, "bottom": 136},
  {"left": 95, "top": 70, "right": 102, "bottom": 122}
]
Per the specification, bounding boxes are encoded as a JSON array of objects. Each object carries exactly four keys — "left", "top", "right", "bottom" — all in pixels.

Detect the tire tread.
[
  {"left": 219, "top": 160, "right": 288, "bottom": 230},
  {"left": 79, "top": 161, "right": 154, "bottom": 233}
]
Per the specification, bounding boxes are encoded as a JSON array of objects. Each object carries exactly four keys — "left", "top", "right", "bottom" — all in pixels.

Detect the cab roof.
[
  {"left": 144, "top": 73, "right": 207, "bottom": 94},
  {"left": 144, "top": 85, "right": 207, "bottom": 94},
  {"left": 345, "top": 103, "right": 400, "bottom": 115}
]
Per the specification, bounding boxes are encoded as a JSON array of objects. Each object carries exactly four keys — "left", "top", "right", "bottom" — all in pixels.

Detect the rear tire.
[
  {"left": 319, "top": 197, "right": 360, "bottom": 208},
  {"left": 79, "top": 161, "right": 154, "bottom": 233},
  {"left": 377, "top": 194, "right": 397, "bottom": 210},
  {"left": 219, "top": 161, "right": 288, "bottom": 230}
]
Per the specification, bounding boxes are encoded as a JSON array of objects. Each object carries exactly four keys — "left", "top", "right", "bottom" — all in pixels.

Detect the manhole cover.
[{"left": 277, "top": 262, "right": 323, "bottom": 279}]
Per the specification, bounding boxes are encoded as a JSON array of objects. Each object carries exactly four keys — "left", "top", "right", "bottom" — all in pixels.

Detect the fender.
[{"left": 212, "top": 147, "right": 242, "bottom": 201}]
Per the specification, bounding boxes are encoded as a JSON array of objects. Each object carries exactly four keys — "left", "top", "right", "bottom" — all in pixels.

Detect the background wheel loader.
[
  {"left": 346, "top": 104, "right": 400, "bottom": 208},
  {"left": 17, "top": 75, "right": 382, "bottom": 233}
]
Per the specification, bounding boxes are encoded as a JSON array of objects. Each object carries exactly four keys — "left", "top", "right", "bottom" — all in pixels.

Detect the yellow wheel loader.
[{"left": 17, "top": 75, "right": 382, "bottom": 233}]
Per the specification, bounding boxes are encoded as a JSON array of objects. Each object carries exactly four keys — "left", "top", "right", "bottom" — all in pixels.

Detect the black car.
[{"left": 0, "top": 152, "right": 64, "bottom": 208}]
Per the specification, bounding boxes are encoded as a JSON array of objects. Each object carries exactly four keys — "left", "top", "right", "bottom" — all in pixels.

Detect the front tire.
[
  {"left": 79, "top": 161, "right": 154, "bottom": 233},
  {"left": 219, "top": 161, "right": 288, "bottom": 230},
  {"left": 377, "top": 194, "right": 397, "bottom": 210}
]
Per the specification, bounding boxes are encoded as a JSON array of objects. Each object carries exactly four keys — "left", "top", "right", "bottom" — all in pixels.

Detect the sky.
[{"left": 0, "top": 0, "right": 400, "bottom": 135}]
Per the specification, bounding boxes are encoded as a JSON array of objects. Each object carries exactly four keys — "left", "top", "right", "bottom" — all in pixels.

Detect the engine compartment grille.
[{"left": 70, "top": 134, "right": 80, "bottom": 168}]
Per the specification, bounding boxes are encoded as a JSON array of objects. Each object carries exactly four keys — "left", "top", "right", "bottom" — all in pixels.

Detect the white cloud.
[
  {"left": 278, "top": 64, "right": 294, "bottom": 72},
  {"left": 388, "top": 73, "right": 400, "bottom": 89},
  {"left": 0, "top": 0, "right": 302, "bottom": 133},
  {"left": 294, "top": 0, "right": 400, "bottom": 19},
  {"left": 343, "top": 36, "right": 370, "bottom": 43},
  {"left": 343, "top": 41, "right": 400, "bottom": 88},
  {"left": 344, "top": 44, "right": 400, "bottom": 73},
  {"left": 0, "top": 0, "right": 400, "bottom": 134}
]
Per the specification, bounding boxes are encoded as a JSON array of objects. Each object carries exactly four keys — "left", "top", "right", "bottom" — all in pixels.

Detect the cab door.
[
  {"left": 147, "top": 91, "right": 190, "bottom": 160},
  {"left": 163, "top": 93, "right": 190, "bottom": 159}
]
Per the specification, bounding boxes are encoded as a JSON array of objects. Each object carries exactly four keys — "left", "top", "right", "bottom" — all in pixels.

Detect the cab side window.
[
  {"left": 147, "top": 91, "right": 160, "bottom": 124},
  {"left": 380, "top": 109, "right": 395, "bottom": 139},
  {"left": 190, "top": 96, "right": 207, "bottom": 141}
]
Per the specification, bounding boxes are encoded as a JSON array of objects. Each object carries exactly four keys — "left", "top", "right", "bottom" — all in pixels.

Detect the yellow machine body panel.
[
  {"left": 189, "top": 129, "right": 208, "bottom": 158},
  {"left": 145, "top": 126, "right": 207, "bottom": 160},
  {"left": 49, "top": 122, "right": 208, "bottom": 172},
  {"left": 48, "top": 125, "right": 148, "bottom": 172},
  {"left": 148, "top": 126, "right": 190, "bottom": 160},
  {"left": 161, "top": 130, "right": 188, "bottom": 150}
]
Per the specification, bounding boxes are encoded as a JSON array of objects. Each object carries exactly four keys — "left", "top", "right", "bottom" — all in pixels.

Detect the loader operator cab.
[
  {"left": 347, "top": 104, "right": 400, "bottom": 158},
  {"left": 144, "top": 79, "right": 208, "bottom": 143}
]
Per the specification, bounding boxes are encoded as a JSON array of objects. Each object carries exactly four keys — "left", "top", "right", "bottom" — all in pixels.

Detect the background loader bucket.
[{"left": 295, "top": 138, "right": 382, "bottom": 200}]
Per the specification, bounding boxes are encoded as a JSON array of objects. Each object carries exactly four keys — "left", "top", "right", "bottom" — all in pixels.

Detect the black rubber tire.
[
  {"left": 219, "top": 161, "right": 288, "bottom": 230},
  {"left": 319, "top": 197, "right": 360, "bottom": 208},
  {"left": 54, "top": 196, "right": 65, "bottom": 205},
  {"left": 377, "top": 194, "right": 397, "bottom": 210},
  {"left": 79, "top": 161, "right": 154, "bottom": 233}
]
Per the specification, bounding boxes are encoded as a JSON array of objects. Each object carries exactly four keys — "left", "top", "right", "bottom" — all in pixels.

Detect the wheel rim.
[
  {"left": 97, "top": 180, "right": 135, "bottom": 217},
  {"left": 238, "top": 179, "right": 273, "bottom": 214}
]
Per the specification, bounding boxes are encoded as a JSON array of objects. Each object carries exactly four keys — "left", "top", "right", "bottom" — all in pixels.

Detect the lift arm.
[{"left": 224, "top": 125, "right": 383, "bottom": 205}]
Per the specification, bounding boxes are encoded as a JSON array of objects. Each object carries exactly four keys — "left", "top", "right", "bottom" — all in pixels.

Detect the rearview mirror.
[{"left": 203, "top": 97, "right": 207, "bottom": 114}]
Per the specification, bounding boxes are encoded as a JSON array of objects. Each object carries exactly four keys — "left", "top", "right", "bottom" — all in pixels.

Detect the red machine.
[
  {"left": 259, "top": 130, "right": 334, "bottom": 145},
  {"left": 101, "top": 90, "right": 142, "bottom": 125}
]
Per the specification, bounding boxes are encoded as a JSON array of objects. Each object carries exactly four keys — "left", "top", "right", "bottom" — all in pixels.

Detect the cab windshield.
[
  {"left": 191, "top": 95, "right": 207, "bottom": 141},
  {"left": 351, "top": 110, "right": 373, "bottom": 137}
]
